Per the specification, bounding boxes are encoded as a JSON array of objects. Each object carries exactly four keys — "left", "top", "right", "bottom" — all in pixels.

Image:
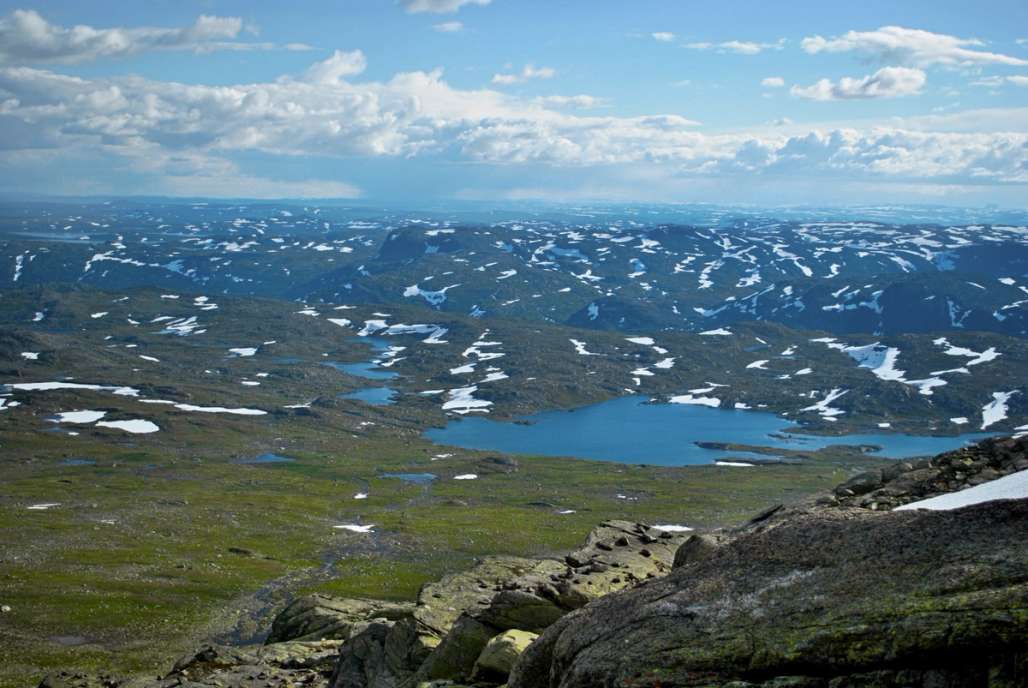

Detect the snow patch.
[
  {"left": 96, "top": 419, "right": 159, "bottom": 434},
  {"left": 896, "top": 469, "right": 1028, "bottom": 511},
  {"left": 981, "top": 391, "right": 1017, "bottom": 430}
]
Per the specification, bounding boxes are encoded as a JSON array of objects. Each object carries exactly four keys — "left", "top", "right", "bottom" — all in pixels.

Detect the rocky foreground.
[{"left": 41, "top": 437, "right": 1028, "bottom": 688}]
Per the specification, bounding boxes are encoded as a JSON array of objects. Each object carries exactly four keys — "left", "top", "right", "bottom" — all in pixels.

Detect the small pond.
[
  {"left": 237, "top": 453, "right": 295, "bottom": 464},
  {"left": 381, "top": 472, "right": 437, "bottom": 485},
  {"left": 60, "top": 457, "right": 96, "bottom": 466},
  {"left": 323, "top": 337, "right": 398, "bottom": 381},
  {"left": 340, "top": 387, "right": 397, "bottom": 405}
]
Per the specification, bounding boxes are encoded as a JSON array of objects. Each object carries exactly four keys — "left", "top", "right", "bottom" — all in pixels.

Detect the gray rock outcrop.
[{"left": 509, "top": 499, "right": 1028, "bottom": 687}]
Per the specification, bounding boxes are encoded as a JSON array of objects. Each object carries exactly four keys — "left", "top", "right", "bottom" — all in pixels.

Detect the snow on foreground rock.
[
  {"left": 896, "top": 468, "right": 1028, "bottom": 511},
  {"left": 831, "top": 435, "right": 1028, "bottom": 511}
]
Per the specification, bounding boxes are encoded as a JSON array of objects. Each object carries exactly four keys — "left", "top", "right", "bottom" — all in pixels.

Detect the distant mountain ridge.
[{"left": 5, "top": 203, "right": 1028, "bottom": 339}]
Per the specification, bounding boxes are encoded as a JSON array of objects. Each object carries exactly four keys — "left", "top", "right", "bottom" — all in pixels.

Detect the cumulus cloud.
[
  {"left": 801, "top": 26, "right": 1028, "bottom": 67},
  {"left": 401, "top": 0, "right": 490, "bottom": 13},
  {"left": 433, "top": 21, "right": 464, "bottom": 33},
  {"left": 491, "top": 64, "right": 555, "bottom": 85},
  {"left": 652, "top": 32, "right": 675, "bottom": 43},
  {"left": 686, "top": 38, "right": 785, "bottom": 55},
  {"left": 791, "top": 67, "right": 926, "bottom": 100},
  {"left": 0, "top": 52, "right": 1024, "bottom": 195},
  {"left": 0, "top": 9, "right": 295, "bottom": 64},
  {"left": 761, "top": 76, "right": 785, "bottom": 88}
]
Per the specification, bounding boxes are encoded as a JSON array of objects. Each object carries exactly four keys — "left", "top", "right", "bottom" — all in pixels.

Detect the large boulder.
[
  {"left": 550, "top": 520, "right": 691, "bottom": 606},
  {"left": 412, "top": 556, "right": 564, "bottom": 637},
  {"left": 266, "top": 594, "right": 415, "bottom": 643},
  {"left": 330, "top": 557, "right": 564, "bottom": 688},
  {"left": 672, "top": 532, "right": 732, "bottom": 569},
  {"left": 407, "top": 522, "right": 690, "bottom": 685},
  {"left": 473, "top": 630, "right": 538, "bottom": 682},
  {"left": 330, "top": 620, "right": 397, "bottom": 688},
  {"left": 330, "top": 618, "right": 437, "bottom": 688},
  {"left": 413, "top": 616, "right": 495, "bottom": 684},
  {"left": 509, "top": 500, "right": 1028, "bottom": 688},
  {"left": 256, "top": 640, "right": 342, "bottom": 671}
]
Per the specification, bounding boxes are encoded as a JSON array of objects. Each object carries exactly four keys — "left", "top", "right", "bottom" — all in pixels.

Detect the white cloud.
[
  {"left": 887, "top": 106, "right": 1028, "bottom": 133},
  {"left": 402, "top": 0, "right": 490, "bottom": 13},
  {"left": 433, "top": 21, "right": 464, "bottom": 33},
  {"left": 0, "top": 52, "right": 1025, "bottom": 195},
  {"left": 533, "top": 94, "right": 606, "bottom": 109},
  {"left": 791, "top": 67, "right": 926, "bottom": 100},
  {"left": 687, "top": 38, "right": 785, "bottom": 55},
  {"left": 0, "top": 9, "right": 294, "bottom": 64},
  {"left": 491, "top": 64, "right": 556, "bottom": 85},
  {"left": 697, "top": 128, "right": 1028, "bottom": 184},
  {"left": 761, "top": 76, "right": 785, "bottom": 88},
  {"left": 802, "top": 26, "right": 1028, "bottom": 67},
  {"left": 303, "top": 49, "right": 367, "bottom": 84},
  {"left": 652, "top": 32, "right": 675, "bottom": 43},
  {"left": 971, "top": 75, "right": 1028, "bottom": 88}
]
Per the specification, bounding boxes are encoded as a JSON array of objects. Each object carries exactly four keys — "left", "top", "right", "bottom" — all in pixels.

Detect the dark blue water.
[
  {"left": 424, "top": 395, "right": 995, "bottom": 466},
  {"left": 325, "top": 361, "right": 397, "bottom": 380},
  {"left": 60, "top": 458, "right": 96, "bottom": 466},
  {"left": 238, "top": 453, "right": 295, "bottom": 464},
  {"left": 381, "top": 472, "right": 437, "bottom": 485},
  {"left": 340, "top": 387, "right": 397, "bottom": 405}
]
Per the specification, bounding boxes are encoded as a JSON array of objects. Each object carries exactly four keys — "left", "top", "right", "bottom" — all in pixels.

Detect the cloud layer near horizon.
[{"left": 1, "top": 50, "right": 1024, "bottom": 199}]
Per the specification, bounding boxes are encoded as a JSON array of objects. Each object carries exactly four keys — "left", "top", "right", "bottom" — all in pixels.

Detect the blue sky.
[{"left": 0, "top": 1, "right": 1026, "bottom": 205}]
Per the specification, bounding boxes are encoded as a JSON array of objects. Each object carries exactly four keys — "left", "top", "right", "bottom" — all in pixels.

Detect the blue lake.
[
  {"left": 238, "top": 453, "right": 295, "bottom": 464},
  {"left": 340, "top": 387, "right": 397, "bottom": 405},
  {"left": 424, "top": 395, "right": 995, "bottom": 466}
]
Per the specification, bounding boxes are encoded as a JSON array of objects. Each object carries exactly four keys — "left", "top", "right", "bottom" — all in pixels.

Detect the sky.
[{"left": 0, "top": 0, "right": 1026, "bottom": 206}]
